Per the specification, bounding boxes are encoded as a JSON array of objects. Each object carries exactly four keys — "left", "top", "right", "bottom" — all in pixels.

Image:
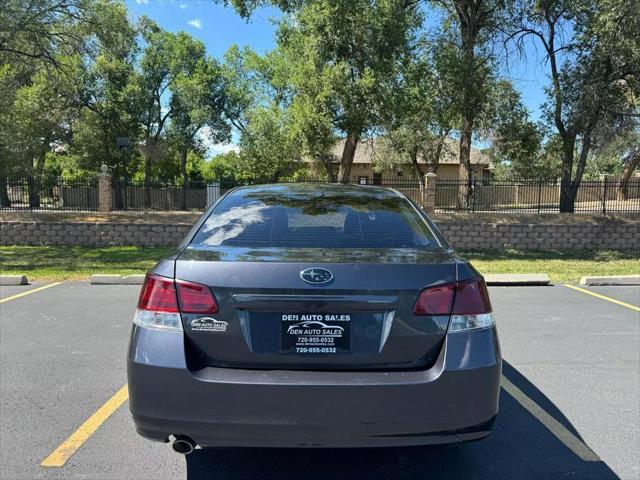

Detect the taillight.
[
  {"left": 138, "top": 274, "right": 179, "bottom": 312},
  {"left": 133, "top": 275, "right": 219, "bottom": 331},
  {"left": 176, "top": 280, "right": 218, "bottom": 314},
  {"left": 413, "top": 278, "right": 494, "bottom": 332},
  {"left": 413, "top": 284, "right": 455, "bottom": 315},
  {"left": 452, "top": 278, "right": 492, "bottom": 315},
  {"left": 133, "top": 274, "right": 182, "bottom": 331}
]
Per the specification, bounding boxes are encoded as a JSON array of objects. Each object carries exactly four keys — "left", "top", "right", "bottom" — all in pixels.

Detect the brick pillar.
[
  {"left": 98, "top": 166, "right": 112, "bottom": 212},
  {"left": 423, "top": 172, "right": 437, "bottom": 215}
]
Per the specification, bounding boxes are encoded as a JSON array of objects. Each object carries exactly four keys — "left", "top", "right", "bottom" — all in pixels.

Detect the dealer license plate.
[{"left": 280, "top": 313, "right": 351, "bottom": 354}]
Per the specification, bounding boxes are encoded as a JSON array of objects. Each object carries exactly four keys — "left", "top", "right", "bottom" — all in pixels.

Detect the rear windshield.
[{"left": 191, "top": 188, "right": 439, "bottom": 249}]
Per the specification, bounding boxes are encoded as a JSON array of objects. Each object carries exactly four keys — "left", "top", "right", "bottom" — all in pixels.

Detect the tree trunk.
[
  {"left": 27, "top": 175, "right": 40, "bottom": 208},
  {"left": 323, "top": 157, "right": 336, "bottom": 182},
  {"left": 617, "top": 148, "right": 640, "bottom": 201},
  {"left": 28, "top": 151, "right": 47, "bottom": 208},
  {"left": 179, "top": 147, "right": 189, "bottom": 211},
  {"left": 410, "top": 148, "right": 425, "bottom": 181},
  {"left": 0, "top": 178, "right": 10, "bottom": 207},
  {"left": 567, "top": 131, "right": 592, "bottom": 209},
  {"left": 457, "top": 116, "right": 473, "bottom": 210},
  {"left": 144, "top": 150, "right": 152, "bottom": 210},
  {"left": 558, "top": 137, "right": 576, "bottom": 213},
  {"left": 337, "top": 133, "right": 359, "bottom": 183}
]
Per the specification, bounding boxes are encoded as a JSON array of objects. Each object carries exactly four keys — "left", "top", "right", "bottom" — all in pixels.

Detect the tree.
[
  {"left": 0, "top": 0, "right": 91, "bottom": 69},
  {"left": 237, "top": 104, "right": 304, "bottom": 182},
  {"left": 287, "top": 1, "right": 421, "bottom": 182},
  {"left": 2, "top": 66, "right": 79, "bottom": 207},
  {"left": 71, "top": 0, "right": 143, "bottom": 208},
  {"left": 227, "top": 1, "right": 422, "bottom": 182},
  {"left": 431, "top": 0, "right": 503, "bottom": 207},
  {"left": 485, "top": 80, "right": 542, "bottom": 179},
  {"left": 137, "top": 28, "right": 209, "bottom": 207},
  {"left": 510, "top": 0, "right": 639, "bottom": 211},
  {"left": 167, "top": 56, "right": 230, "bottom": 208},
  {"left": 617, "top": 145, "right": 640, "bottom": 201},
  {"left": 379, "top": 35, "right": 458, "bottom": 183}
]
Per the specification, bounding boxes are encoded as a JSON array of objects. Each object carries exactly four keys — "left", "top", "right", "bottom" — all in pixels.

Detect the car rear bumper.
[{"left": 127, "top": 325, "right": 501, "bottom": 448}]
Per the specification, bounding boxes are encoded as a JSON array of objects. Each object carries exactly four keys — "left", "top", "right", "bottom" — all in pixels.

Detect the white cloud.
[
  {"left": 180, "top": 3, "right": 188, "bottom": 9},
  {"left": 209, "top": 143, "right": 240, "bottom": 155},
  {"left": 187, "top": 18, "right": 202, "bottom": 30},
  {"left": 135, "top": 0, "right": 149, "bottom": 4}
]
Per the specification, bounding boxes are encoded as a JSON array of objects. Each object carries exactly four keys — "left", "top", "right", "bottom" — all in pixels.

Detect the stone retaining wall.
[
  {"left": 1, "top": 216, "right": 638, "bottom": 250},
  {"left": 0, "top": 222, "right": 190, "bottom": 247},
  {"left": 434, "top": 219, "right": 639, "bottom": 250}
]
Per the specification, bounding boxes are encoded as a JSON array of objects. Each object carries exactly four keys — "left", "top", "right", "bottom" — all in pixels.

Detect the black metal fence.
[
  {"left": 0, "top": 177, "right": 98, "bottom": 211},
  {"left": 112, "top": 180, "right": 209, "bottom": 211},
  {"left": 435, "top": 178, "right": 640, "bottom": 214},
  {"left": 1, "top": 176, "right": 638, "bottom": 214}
]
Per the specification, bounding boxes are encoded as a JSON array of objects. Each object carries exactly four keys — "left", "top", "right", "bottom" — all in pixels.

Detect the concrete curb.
[
  {"left": 0, "top": 275, "right": 29, "bottom": 286},
  {"left": 580, "top": 275, "right": 640, "bottom": 286},
  {"left": 90, "top": 274, "right": 145, "bottom": 285},
  {"left": 484, "top": 274, "right": 551, "bottom": 286}
]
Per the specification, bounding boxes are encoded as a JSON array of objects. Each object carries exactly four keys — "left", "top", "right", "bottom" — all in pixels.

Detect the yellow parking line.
[
  {"left": 41, "top": 384, "right": 129, "bottom": 468},
  {"left": 563, "top": 284, "right": 640, "bottom": 312},
  {"left": 501, "top": 376, "right": 600, "bottom": 462},
  {"left": 0, "top": 282, "right": 62, "bottom": 303}
]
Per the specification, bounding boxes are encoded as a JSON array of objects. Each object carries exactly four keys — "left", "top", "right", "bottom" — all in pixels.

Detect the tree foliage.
[{"left": 0, "top": 0, "right": 637, "bottom": 209}]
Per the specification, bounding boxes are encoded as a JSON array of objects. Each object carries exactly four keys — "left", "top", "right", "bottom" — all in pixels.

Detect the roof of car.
[{"left": 228, "top": 183, "right": 402, "bottom": 199}]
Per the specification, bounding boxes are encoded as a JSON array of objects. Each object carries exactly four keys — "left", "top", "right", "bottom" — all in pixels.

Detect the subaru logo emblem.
[{"left": 300, "top": 268, "right": 333, "bottom": 285}]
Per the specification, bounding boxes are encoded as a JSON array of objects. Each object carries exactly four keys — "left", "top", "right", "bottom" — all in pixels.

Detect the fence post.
[
  {"left": 537, "top": 181, "right": 542, "bottom": 213},
  {"left": 602, "top": 177, "right": 608, "bottom": 216},
  {"left": 98, "top": 165, "right": 112, "bottom": 213},
  {"left": 472, "top": 178, "right": 477, "bottom": 212},
  {"left": 423, "top": 173, "right": 437, "bottom": 214},
  {"left": 207, "top": 182, "right": 221, "bottom": 208}
]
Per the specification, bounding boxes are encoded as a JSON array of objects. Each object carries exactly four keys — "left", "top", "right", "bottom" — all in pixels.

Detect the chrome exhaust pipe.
[{"left": 172, "top": 435, "right": 196, "bottom": 455}]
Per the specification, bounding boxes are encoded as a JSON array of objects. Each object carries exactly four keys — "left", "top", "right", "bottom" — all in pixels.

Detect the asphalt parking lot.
[{"left": 0, "top": 281, "right": 638, "bottom": 480}]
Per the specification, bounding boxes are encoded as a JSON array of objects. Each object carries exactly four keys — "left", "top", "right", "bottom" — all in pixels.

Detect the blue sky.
[{"left": 126, "top": 0, "right": 550, "bottom": 151}]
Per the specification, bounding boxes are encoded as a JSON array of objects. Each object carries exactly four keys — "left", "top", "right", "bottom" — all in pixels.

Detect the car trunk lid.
[{"left": 175, "top": 246, "right": 458, "bottom": 370}]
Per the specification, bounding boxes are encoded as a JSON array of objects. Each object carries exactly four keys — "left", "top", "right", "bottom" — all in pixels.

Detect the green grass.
[
  {"left": 0, "top": 246, "right": 175, "bottom": 281},
  {"left": 460, "top": 249, "right": 640, "bottom": 283},
  {"left": 0, "top": 246, "right": 638, "bottom": 283}
]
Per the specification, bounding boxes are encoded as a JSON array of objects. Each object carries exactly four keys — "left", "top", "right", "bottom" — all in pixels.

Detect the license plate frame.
[{"left": 280, "top": 313, "right": 351, "bottom": 354}]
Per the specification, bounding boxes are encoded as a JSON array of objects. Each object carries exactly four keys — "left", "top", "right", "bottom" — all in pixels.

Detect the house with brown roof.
[{"left": 303, "top": 138, "right": 492, "bottom": 183}]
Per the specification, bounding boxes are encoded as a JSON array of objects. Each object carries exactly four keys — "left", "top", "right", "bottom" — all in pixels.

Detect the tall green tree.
[
  {"left": 137, "top": 28, "right": 208, "bottom": 206},
  {"left": 2, "top": 66, "right": 79, "bottom": 206},
  {"left": 379, "top": 36, "right": 458, "bottom": 182},
  {"left": 227, "top": 1, "right": 422, "bottom": 182},
  {"left": 510, "top": 0, "right": 639, "bottom": 211},
  {"left": 69, "top": 1, "right": 143, "bottom": 208},
  {"left": 167, "top": 56, "right": 230, "bottom": 208},
  {"left": 282, "top": 1, "right": 422, "bottom": 182},
  {"left": 430, "top": 0, "right": 504, "bottom": 207},
  {"left": 485, "top": 80, "right": 542, "bottom": 179}
]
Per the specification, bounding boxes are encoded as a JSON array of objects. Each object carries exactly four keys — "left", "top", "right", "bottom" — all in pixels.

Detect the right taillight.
[{"left": 413, "top": 278, "right": 494, "bottom": 332}]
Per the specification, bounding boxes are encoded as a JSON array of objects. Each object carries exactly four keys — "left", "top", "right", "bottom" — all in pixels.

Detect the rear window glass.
[{"left": 192, "top": 188, "right": 439, "bottom": 249}]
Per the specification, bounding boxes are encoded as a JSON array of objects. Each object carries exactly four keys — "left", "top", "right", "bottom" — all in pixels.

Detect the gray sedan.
[{"left": 127, "top": 183, "right": 501, "bottom": 454}]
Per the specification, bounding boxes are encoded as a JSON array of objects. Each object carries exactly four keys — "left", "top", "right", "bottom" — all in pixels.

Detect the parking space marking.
[
  {"left": 0, "top": 282, "right": 62, "bottom": 303},
  {"left": 563, "top": 284, "right": 640, "bottom": 312},
  {"left": 501, "top": 376, "right": 600, "bottom": 462},
  {"left": 41, "top": 384, "right": 129, "bottom": 468}
]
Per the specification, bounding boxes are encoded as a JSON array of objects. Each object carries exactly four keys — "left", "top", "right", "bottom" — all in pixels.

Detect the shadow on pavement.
[{"left": 185, "top": 361, "right": 618, "bottom": 479}]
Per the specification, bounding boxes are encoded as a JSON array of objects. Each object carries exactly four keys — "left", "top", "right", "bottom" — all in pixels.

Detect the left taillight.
[{"left": 133, "top": 274, "right": 182, "bottom": 331}]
